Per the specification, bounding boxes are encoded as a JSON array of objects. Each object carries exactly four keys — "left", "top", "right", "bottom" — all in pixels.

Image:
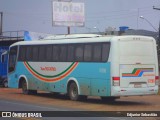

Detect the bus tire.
[
  {"left": 69, "top": 82, "right": 79, "bottom": 101},
  {"left": 68, "top": 82, "right": 87, "bottom": 101},
  {"left": 68, "top": 82, "right": 80, "bottom": 101},
  {"left": 21, "top": 80, "right": 37, "bottom": 95}
]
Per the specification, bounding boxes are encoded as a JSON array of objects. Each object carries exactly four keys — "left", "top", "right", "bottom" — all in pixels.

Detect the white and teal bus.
[{"left": 8, "top": 34, "right": 159, "bottom": 101}]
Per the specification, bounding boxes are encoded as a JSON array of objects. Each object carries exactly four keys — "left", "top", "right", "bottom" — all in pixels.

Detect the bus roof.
[
  {"left": 10, "top": 34, "right": 110, "bottom": 46},
  {"left": 10, "top": 34, "right": 155, "bottom": 47},
  {"left": 44, "top": 34, "right": 102, "bottom": 40}
]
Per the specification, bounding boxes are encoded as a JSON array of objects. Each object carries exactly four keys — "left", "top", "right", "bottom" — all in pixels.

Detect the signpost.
[{"left": 52, "top": 1, "right": 85, "bottom": 34}]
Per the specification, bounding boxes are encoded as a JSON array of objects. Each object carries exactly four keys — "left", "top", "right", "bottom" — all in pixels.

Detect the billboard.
[{"left": 52, "top": 1, "right": 85, "bottom": 27}]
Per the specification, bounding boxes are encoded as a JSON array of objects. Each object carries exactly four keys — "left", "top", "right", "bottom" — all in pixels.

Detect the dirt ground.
[{"left": 0, "top": 87, "right": 160, "bottom": 112}]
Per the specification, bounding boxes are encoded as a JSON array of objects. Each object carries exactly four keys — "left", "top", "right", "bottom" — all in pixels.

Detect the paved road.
[
  {"left": 0, "top": 99, "right": 130, "bottom": 120},
  {"left": 0, "top": 99, "right": 77, "bottom": 111},
  {"left": 0, "top": 88, "right": 159, "bottom": 120}
]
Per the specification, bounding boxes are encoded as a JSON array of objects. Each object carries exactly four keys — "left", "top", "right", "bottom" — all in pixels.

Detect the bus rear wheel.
[
  {"left": 68, "top": 82, "right": 87, "bottom": 101},
  {"left": 21, "top": 80, "right": 37, "bottom": 95}
]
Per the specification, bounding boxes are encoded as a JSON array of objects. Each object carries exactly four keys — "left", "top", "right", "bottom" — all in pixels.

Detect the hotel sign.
[{"left": 52, "top": 1, "right": 85, "bottom": 26}]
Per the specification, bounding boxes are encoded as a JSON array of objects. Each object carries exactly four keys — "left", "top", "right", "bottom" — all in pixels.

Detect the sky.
[{"left": 0, "top": 0, "right": 160, "bottom": 34}]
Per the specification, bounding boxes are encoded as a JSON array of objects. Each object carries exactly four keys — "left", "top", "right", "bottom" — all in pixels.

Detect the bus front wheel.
[
  {"left": 69, "top": 82, "right": 79, "bottom": 101},
  {"left": 21, "top": 80, "right": 37, "bottom": 95}
]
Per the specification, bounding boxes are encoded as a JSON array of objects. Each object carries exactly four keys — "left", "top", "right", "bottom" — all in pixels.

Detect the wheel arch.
[
  {"left": 67, "top": 77, "right": 80, "bottom": 95},
  {"left": 18, "top": 75, "right": 28, "bottom": 89}
]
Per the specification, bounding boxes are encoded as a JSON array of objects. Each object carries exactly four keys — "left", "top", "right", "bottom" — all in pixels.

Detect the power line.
[{"left": 87, "top": 5, "right": 155, "bottom": 15}]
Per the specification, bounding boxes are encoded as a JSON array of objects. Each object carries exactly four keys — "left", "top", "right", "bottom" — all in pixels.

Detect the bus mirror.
[
  {"left": 1, "top": 51, "right": 8, "bottom": 63},
  {"left": 1, "top": 55, "right": 4, "bottom": 63}
]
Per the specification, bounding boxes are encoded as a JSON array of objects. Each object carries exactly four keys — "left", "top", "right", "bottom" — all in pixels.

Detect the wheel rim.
[
  {"left": 71, "top": 86, "right": 77, "bottom": 98},
  {"left": 69, "top": 83, "right": 78, "bottom": 100},
  {"left": 22, "top": 81, "right": 27, "bottom": 93}
]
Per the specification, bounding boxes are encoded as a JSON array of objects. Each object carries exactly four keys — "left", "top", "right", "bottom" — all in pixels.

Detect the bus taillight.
[
  {"left": 155, "top": 76, "right": 159, "bottom": 85},
  {"left": 112, "top": 77, "right": 120, "bottom": 86}
]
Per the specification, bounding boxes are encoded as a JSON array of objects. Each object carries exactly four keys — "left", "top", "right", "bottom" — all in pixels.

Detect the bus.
[
  {"left": 0, "top": 31, "right": 24, "bottom": 87},
  {"left": 0, "top": 30, "right": 51, "bottom": 87},
  {"left": 8, "top": 34, "right": 159, "bottom": 101}
]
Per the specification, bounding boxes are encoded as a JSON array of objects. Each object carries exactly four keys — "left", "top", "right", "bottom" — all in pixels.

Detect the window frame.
[{"left": 17, "top": 42, "right": 110, "bottom": 63}]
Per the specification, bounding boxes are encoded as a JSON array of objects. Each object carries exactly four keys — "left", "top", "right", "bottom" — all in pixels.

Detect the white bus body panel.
[{"left": 111, "top": 36, "right": 159, "bottom": 96}]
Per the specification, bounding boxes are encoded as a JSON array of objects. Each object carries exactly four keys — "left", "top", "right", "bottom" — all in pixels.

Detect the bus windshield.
[{"left": 8, "top": 46, "right": 18, "bottom": 73}]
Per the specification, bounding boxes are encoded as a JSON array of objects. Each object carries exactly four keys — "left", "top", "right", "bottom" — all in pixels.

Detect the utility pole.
[
  {"left": 0, "top": 12, "right": 3, "bottom": 35},
  {"left": 68, "top": 26, "right": 70, "bottom": 34},
  {"left": 153, "top": 6, "right": 160, "bottom": 35},
  {"left": 158, "top": 22, "right": 160, "bottom": 46},
  {"left": 153, "top": 6, "right": 160, "bottom": 53}
]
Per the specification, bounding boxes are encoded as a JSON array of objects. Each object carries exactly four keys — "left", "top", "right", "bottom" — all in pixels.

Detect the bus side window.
[
  {"left": 68, "top": 45, "right": 74, "bottom": 62},
  {"left": 75, "top": 44, "right": 84, "bottom": 62},
  {"left": 39, "top": 46, "right": 46, "bottom": 62},
  {"left": 18, "top": 46, "right": 26, "bottom": 61},
  {"left": 84, "top": 44, "right": 92, "bottom": 61},
  {"left": 46, "top": 45, "right": 52, "bottom": 62},
  {"left": 93, "top": 44, "right": 101, "bottom": 62},
  {"left": 59, "top": 45, "right": 67, "bottom": 62},
  {"left": 53, "top": 45, "right": 59, "bottom": 62},
  {"left": 32, "top": 46, "right": 39, "bottom": 61},
  {"left": 26, "top": 46, "right": 33, "bottom": 61},
  {"left": 102, "top": 43, "right": 110, "bottom": 62}
]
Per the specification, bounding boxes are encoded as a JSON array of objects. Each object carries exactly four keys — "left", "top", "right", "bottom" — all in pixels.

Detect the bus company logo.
[
  {"left": 40, "top": 67, "right": 56, "bottom": 71},
  {"left": 24, "top": 62, "right": 78, "bottom": 82},
  {"left": 122, "top": 68, "right": 153, "bottom": 77}
]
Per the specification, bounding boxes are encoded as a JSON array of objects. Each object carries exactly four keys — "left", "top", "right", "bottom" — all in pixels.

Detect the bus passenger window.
[
  {"left": 59, "top": 45, "right": 67, "bottom": 62},
  {"left": 26, "top": 46, "right": 33, "bottom": 61},
  {"left": 75, "top": 45, "right": 84, "bottom": 61},
  {"left": 52, "top": 46, "right": 59, "bottom": 62},
  {"left": 84, "top": 44, "right": 92, "bottom": 61},
  {"left": 39, "top": 46, "right": 46, "bottom": 62},
  {"left": 102, "top": 43, "right": 110, "bottom": 62},
  {"left": 18, "top": 46, "right": 26, "bottom": 61},
  {"left": 46, "top": 45, "right": 52, "bottom": 62},
  {"left": 68, "top": 45, "right": 74, "bottom": 62},
  {"left": 93, "top": 44, "right": 101, "bottom": 62},
  {"left": 32, "top": 46, "right": 39, "bottom": 61}
]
